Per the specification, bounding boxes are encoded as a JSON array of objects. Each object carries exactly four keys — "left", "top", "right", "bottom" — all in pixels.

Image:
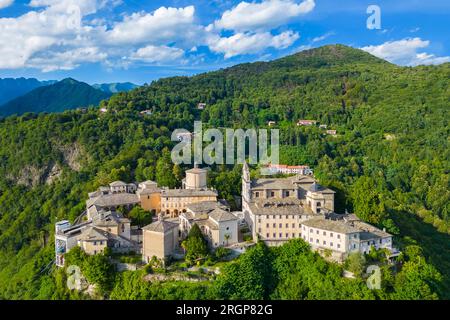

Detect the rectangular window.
[
  {"left": 337, "top": 234, "right": 341, "bottom": 239},
  {"left": 255, "top": 192, "right": 260, "bottom": 198},
  {"left": 266, "top": 223, "right": 269, "bottom": 228},
  {"left": 273, "top": 223, "right": 276, "bottom": 228},
  {"left": 286, "top": 233, "right": 289, "bottom": 238},
  {"left": 330, "top": 242, "right": 333, "bottom": 247},
  {"left": 292, "top": 233, "right": 295, "bottom": 238},
  {"left": 286, "top": 223, "right": 289, "bottom": 228},
  {"left": 310, "top": 238, "right": 313, "bottom": 242},
  {"left": 279, "top": 223, "right": 282, "bottom": 228},
  {"left": 323, "top": 240, "right": 326, "bottom": 245},
  {"left": 273, "top": 233, "right": 276, "bottom": 238},
  {"left": 258, "top": 228, "right": 261, "bottom": 233},
  {"left": 317, "top": 202, "right": 321, "bottom": 207},
  {"left": 316, "top": 230, "right": 319, "bottom": 235},
  {"left": 270, "top": 191, "right": 275, "bottom": 197},
  {"left": 323, "top": 231, "right": 326, "bottom": 236},
  {"left": 292, "top": 223, "right": 295, "bottom": 228},
  {"left": 279, "top": 233, "right": 282, "bottom": 238},
  {"left": 285, "top": 191, "right": 290, "bottom": 197},
  {"left": 330, "top": 233, "right": 333, "bottom": 238},
  {"left": 266, "top": 233, "right": 269, "bottom": 238},
  {"left": 337, "top": 244, "right": 340, "bottom": 249},
  {"left": 316, "top": 239, "right": 319, "bottom": 244}
]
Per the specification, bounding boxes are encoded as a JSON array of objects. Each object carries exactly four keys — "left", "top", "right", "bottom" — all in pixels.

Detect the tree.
[
  {"left": 213, "top": 241, "right": 274, "bottom": 299},
  {"left": 351, "top": 176, "right": 387, "bottom": 224},
  {"left": 184, "top": 224, "right": 209, "bottom": 263},
  {"left": 155, "top": 148, "right": 177, "bottom": 188},
  {"left": 173, "top": 164, "right": 183, "bottom": 183},
  {"left": 345, "top": 252, "right": 366, "bottom": 277},
  {"left": 82, "top": 254, "right": 115, "bottom": 295},
  {"left": 128, "top": 206, "right": 152, "bottom": 227}
]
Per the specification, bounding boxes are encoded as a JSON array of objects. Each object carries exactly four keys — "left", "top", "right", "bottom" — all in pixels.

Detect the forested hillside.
[
  {"left": 0, "top": 45, "right": 448, "bottom": 299},
  {"left": 0, "top": 78, "right": 110, "bottom": 117}
]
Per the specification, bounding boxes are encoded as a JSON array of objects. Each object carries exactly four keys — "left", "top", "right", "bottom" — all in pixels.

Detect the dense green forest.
[{"left": 0, "top": 45, "right": 448, "bottom": 299}]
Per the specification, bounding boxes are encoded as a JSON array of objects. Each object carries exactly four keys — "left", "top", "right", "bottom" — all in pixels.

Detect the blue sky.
[{"left": 0, "top": 0, "right": 449, "bottom": 84}]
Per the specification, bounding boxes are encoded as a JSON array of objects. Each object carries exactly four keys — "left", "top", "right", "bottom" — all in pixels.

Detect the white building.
[{"left": 179, "top": 201, "right": 239, "bottom": 247}]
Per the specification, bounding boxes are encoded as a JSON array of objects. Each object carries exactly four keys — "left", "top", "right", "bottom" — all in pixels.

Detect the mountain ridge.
[{"left": 0, "top": 78, "right": 111, "bottom": 117}]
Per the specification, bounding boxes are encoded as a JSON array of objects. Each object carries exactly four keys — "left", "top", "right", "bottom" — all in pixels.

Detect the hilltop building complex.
[{"left": 56, "top": 162, "right": 397, "bottom": 266}]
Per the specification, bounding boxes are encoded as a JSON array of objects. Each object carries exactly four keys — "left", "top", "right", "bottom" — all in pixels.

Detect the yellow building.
[
  {"left": 136, "top": 180, "right": 161, "bottom": 213},
  {"left": 160, "top": 188, "right": 218, "bottom": 217}
]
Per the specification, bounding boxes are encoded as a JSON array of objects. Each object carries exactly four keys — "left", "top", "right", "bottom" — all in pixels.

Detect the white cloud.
[
  {"left": 105, "top": 6, "right": 201, "bottom": 46},
  {"left": 28, "top": 47, "right": 107, "bottom": 72},
  {"left": 361, "top": 38, "right": 450, "bottom": 66},
  {"left": 312, "top": 31, "right": 334, "bottom": 43},
  {"left": 130, "top": 45, "right": 185, "bottom": 64},
  {"left": 0, "top": 1, "right": 196, "bottom": 71},
  {"left": 0, "top": 0, "right": 312, "bottom": 70},
  {"left": 213, "top": 0, "right": 315, "bottom": 32},
  {"left": 208, "top": 31, "right": 299, "bottom": 58},
  {"left": 0, "top": 0, "right": 13, "bottom": 10}
]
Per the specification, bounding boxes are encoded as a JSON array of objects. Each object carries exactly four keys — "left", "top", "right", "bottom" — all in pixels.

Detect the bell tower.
[{"left": 242, "top": 161, "right": 251, "bottom": 203}]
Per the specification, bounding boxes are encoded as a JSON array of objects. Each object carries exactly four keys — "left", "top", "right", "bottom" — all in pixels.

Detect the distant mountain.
[
  {"left": 92, "top": 82, "right": 139, "bottom": 94},
  {"left": 0, "top": 77, "right": 56, "bottom": 105},
  {"left": 0, "top": 78, "right": 110, "bottom": 117}
]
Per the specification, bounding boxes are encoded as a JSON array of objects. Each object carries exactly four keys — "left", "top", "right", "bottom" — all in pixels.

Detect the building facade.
[
  {"left": 242, "top": 162, "right": 335, "bottom": 245},
  {"left": 142, "top": 218, "right": 179, "bottom": 263},
  {"left": 179, "top": 201, "right": 239, "bottom": 247}
]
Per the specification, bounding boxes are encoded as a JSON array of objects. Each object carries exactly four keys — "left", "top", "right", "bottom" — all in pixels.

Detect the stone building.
[
  {"left": 179, "top": 201, "right": 239, "bottom": 247},
  {"left": 242, "top": 162, "right": 335, "bottom": 245},
  {"left": 55, "top": 210, "right": 138, "bottom": 266},
  {"left": 301, "top": 215, "right": 394, "bottom": 262},
  {"left": 142, "top": 217, "right": 179, "bottom": 263}
]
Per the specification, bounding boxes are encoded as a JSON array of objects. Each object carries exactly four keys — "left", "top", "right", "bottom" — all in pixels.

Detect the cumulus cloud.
[
  {"left": 208, "top": 31, "right": 299, "bottom": 58},
  {"left": 105, "top": 6, "right": 202, "bottom": 46},
  {"left": 130, "top": 45, "right": 185, "bottom": 64},
  {"left": 28, "top": 47, "right": 107, "bottom": 72},
  {"left": 0, "top": 0, "right": 13, "bottom": 10},
  {"left": 212, "top": 0, "right": 315, "bottom": 32},
  {"left": 205, "top": 0, "right": 313, "bottom": 58},
  {"left": 0, "top": 1, "right": 197, "bottom": 71},
  {"left": 0, "top": 0, "right": 313, "bottom": 71},
  {"left": 361, "top": 38, "right": 450, "bottom": 66}
]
